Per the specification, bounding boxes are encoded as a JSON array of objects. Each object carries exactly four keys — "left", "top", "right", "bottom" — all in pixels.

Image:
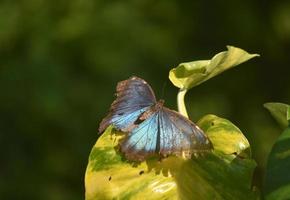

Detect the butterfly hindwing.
[{"left": 99, "top": 76, "right": 156, "bottom": 133}]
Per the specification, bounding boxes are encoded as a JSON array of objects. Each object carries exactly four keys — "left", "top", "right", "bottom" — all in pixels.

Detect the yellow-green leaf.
[
  {"left": 197, "top": 114, "right": 251, "bottom": 158},
  {"left": 169, "top": 46, "right": 259, "bottom": 90},
  {"left": 85, "top": 127, "right": 179, "bottom": 200},
  {"left": 264, "top": 102, "right": 290, "bottom": 128},
  {"left": 85, "top": 115, "right": 257, "bottom": 200}
]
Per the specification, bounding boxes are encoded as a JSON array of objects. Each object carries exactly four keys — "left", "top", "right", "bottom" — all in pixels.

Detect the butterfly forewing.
[
  {"left": 160, "top": 107, "right": 212, "bottom": 155},
  {"left": 99, "top": 76, "right": 156, "bottom": 133},
  {"left": 158, "top": 109, "right": 192, "bottom": 156}
]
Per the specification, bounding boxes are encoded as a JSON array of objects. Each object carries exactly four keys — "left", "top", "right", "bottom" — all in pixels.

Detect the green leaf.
[
  {"left": 85, "top": 116, "right": 257, "bottom": 200},
  {"left": 169, "top": 46, "right": 259, "bottom": 90},
  {"left": 264, "top": 126, "right": 290, "bottom": 200},
  {"left": 264, "top": 102, "right": 290, "bottom": 128}
]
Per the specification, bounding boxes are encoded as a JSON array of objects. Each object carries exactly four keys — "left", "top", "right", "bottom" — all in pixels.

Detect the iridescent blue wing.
[
  {"left": 120, "top": 112, "right": 159, "bottom": 161},
  {"left": 158, "top": 107, "right": 212, "bottom": 158},
  {"left": 99, "top": 76, "right": 156, "bottom": 133},
  {"left": 120, "top": 105, "right": 212, "bottom": 161}
]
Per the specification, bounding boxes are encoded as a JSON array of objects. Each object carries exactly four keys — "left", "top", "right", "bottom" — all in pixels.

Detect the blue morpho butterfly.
[{"left": 99, "top": 76, "right": 213, "bottom": 161}]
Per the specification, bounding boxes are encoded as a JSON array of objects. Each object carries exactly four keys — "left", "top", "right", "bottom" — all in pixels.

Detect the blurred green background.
[{"left": 1, "top": 0, "right": 290, "bottom": 199}]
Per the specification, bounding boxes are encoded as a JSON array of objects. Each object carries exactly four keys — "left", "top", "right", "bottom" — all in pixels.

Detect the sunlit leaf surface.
[
  {"left": 197, "top": 114, "right": 251, "bottom": 158},
  {"left": 85, "top": 115, "right": 257, "bottom": 200},
  {"left": 169, "top": 46, "right": 259, "bottom": 90}
]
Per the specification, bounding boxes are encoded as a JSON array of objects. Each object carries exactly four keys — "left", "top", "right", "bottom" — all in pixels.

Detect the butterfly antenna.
[{"left": 160, "top": 80, "right": 168, "bottom": 100}]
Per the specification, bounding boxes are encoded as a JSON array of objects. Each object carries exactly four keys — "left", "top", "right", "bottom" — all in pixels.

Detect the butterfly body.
[{"left": 99, "top": 76, "right": 212, "bottom": 161}]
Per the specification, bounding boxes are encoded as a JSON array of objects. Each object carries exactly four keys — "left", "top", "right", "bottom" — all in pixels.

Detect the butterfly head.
[{"left": 156, "top": 99, "right": 165, "bottom": 108}]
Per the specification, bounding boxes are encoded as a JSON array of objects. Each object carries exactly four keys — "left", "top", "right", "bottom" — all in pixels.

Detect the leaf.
[
  {"left": 264, "top": 126, "right": 290, "bottom": 200},
  {"left": 175, "top": 152, "right": 257, "bottom": 200},
  {"left": 85, "top": 127, "right": 179, "bottom": 200},
  {"left": 264, "top": 102, "right": 290, "bottom": 128},
  {"left": 197, "top": 114, "right": 251, "bottom": 158},
  {"left": 169, "top": 46, "right": 259, "bottom": 90},
  {"left": 85, "top": 115, "right": 257, "bottom": 200}
]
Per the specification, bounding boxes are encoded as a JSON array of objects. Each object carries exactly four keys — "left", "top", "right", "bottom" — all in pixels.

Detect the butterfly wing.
[
  {"left": 120, "top": 105, "right": 212, "bottom": 161},
  {"left": 158, "top": 107, "right": 212, "bottom": 158},
  {"left": 99, "top": 76, "right": 156, "bottom": 133},
  {"left": 120, "top": 112, "right": 159, "bottom": 161}
]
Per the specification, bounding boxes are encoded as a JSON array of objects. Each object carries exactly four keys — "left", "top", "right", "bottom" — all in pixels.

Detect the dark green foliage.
[
  {"left": 264, "top": 103, "right": 290, "bottom": 200},
  {"left": 264, "top": 126, "right": 290, "bottom": 200}
]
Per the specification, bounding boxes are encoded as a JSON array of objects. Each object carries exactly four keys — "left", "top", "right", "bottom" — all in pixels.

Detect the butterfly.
[{"left": 99, "top": 76, "right": 213, "bottom": 161}]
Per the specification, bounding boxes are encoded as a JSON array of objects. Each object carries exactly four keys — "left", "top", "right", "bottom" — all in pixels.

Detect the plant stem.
[{"left": 177, "top": 89, "right": 188, "bottom": 118}]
